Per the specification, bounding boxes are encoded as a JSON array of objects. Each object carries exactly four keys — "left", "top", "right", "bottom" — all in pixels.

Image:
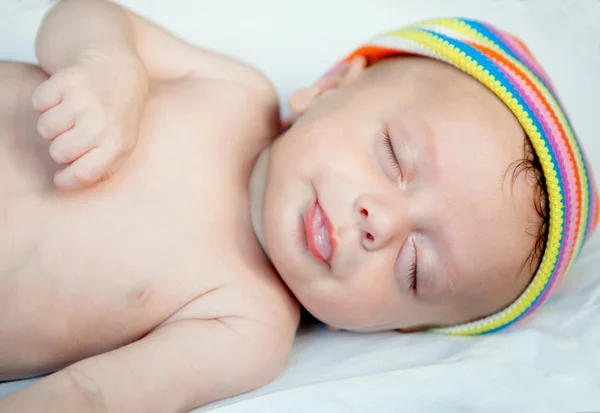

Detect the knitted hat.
[{"left": 319, "top": 18, "right": 599, "bottom": 335}]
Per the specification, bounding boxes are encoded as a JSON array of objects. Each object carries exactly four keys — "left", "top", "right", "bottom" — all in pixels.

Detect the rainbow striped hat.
[{"left": 332, "top": 18, "right": 599, "bottom": 335}]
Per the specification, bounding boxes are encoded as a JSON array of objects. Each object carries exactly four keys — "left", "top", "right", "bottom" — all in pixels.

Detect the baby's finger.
[
  {"left": 37, "top": 103, "right": 76, "bottom": 141},
  {"left": 48, "top": 110, "right": 105, "bottom": 164},
  {"left": 53, "top": 147, "right": 114, "bottom": 191},
  {"left": 32, "top": 78, "right": 62, "bottom": 113},
  {"left": 48, "top": 126, "right": 94, "bottom": 165}
]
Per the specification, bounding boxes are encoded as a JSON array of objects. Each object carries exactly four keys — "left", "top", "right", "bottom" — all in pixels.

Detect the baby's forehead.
[
  {"left": 367, "top": 59, "right": 523, "bottom": 146},
  {"left": 362, "top": 57, "right": 519, "bottom": 135},
  {"left": 367, "top": 57, "right": 485, "bottom": 97}
]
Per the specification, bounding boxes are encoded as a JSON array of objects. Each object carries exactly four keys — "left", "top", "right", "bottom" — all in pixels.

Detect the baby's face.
[{"left": 262, "top": 57, "right": 541, "bottom": 332}]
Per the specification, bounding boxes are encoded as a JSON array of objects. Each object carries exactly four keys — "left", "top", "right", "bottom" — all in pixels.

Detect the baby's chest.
[
  {"left": 77, "top": 102, "right": 265, "bottom": 318},
  {"left": 35, "top": 163, "right": 261, "bottom": 346}
]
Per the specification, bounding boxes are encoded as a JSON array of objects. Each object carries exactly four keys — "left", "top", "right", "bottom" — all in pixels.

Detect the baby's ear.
[{"left": 288, "top": 55, "right": 367, "bottom": 115}]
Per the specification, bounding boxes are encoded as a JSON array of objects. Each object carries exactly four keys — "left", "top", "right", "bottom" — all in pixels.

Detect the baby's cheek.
[{"left": 342, "top": 272, "right": 394, "bottom": 322}]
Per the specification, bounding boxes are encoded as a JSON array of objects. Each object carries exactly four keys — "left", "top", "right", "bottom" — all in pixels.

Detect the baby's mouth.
[{"left": 305, "top": 199, "right": 336, "bottom": 266}]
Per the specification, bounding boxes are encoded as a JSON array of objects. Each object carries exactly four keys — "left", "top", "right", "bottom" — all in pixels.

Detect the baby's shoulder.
[
  {"left": 143, "top": 75, "right": 279, "bottom": 148},
  {"left": 148, "top": 71, "right": 276, "bottom": 116}
]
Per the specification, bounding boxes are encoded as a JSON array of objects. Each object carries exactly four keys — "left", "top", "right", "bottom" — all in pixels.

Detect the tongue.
[{"left": 313, "top": 204, "right": 332, "bottom": 262}]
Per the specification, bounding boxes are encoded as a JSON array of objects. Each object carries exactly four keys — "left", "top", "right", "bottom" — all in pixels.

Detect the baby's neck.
[{"left": 248, "top": 145, "right": 272, "bottom": 257}]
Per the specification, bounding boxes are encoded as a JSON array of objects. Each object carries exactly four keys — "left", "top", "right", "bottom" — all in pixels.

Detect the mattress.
[{"left": 1, "top": 1, "right": 599, "bottom": 412}]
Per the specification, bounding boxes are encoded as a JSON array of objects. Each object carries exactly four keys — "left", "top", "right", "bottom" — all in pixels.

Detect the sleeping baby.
[{"left": 0, "top": 0, "right": 596, "bottom": 412}]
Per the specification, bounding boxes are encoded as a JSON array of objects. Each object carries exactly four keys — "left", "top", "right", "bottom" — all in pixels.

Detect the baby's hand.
[{"left": 32, "top": 50, "right": 148, "bottom": 191}]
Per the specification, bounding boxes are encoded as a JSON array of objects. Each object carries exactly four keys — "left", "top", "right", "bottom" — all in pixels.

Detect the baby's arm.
[
  {"left": 34, "top": 0, "right": 277, "bottom": 190},
  {"left": 37, "top": 0, "right": 275, "bottom": 94},
  {"left": 0, "top": 318, "right": 294, "bottom": 412}
]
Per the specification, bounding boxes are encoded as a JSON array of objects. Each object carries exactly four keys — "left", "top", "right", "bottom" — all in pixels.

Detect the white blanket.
[{"left": 1, "top": 1, "right": 599, "bottom": 412}]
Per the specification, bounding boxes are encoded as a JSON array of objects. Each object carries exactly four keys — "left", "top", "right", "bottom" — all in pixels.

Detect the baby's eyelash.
[
  {"left": 408, "top": 262, "right": 417, "bottom": 292},
  {"left": 381, "top": 131, "right": 401, "bottom": 172},
  {"left": 407, "top": 241, "right": 418, "bottom": 294}
]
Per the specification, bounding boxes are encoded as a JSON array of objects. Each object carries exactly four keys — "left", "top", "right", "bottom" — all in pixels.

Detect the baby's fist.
[{"left": 32, "top": 51, "right": 147, "bottom": 191}]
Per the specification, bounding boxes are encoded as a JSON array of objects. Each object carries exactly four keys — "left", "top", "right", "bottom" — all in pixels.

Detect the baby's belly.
[{"left": 0, "top": 80, "right": 260, "bottom": 370}]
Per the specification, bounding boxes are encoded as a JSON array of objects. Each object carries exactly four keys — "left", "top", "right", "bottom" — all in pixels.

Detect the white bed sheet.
[{"left": 1, "top": 1, "right": 599, "bottom": 412}]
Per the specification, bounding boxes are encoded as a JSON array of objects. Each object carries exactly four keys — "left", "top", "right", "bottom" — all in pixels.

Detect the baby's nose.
[{"left": 354, "top": 192, "right": 410, "bottom": 251}]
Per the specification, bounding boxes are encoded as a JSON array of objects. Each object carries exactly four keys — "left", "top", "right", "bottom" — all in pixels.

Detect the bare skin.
[{"left": 0, "top": 1, "right": 298, "bottom": 412}]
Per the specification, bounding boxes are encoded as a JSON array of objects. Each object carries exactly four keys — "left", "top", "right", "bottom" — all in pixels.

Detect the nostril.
[
  {"left": 360, "top": 208, "right": 368, "bottom": 218},
  {"left": 366, "top": 232, "right": 374, "bottom": 242}
]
